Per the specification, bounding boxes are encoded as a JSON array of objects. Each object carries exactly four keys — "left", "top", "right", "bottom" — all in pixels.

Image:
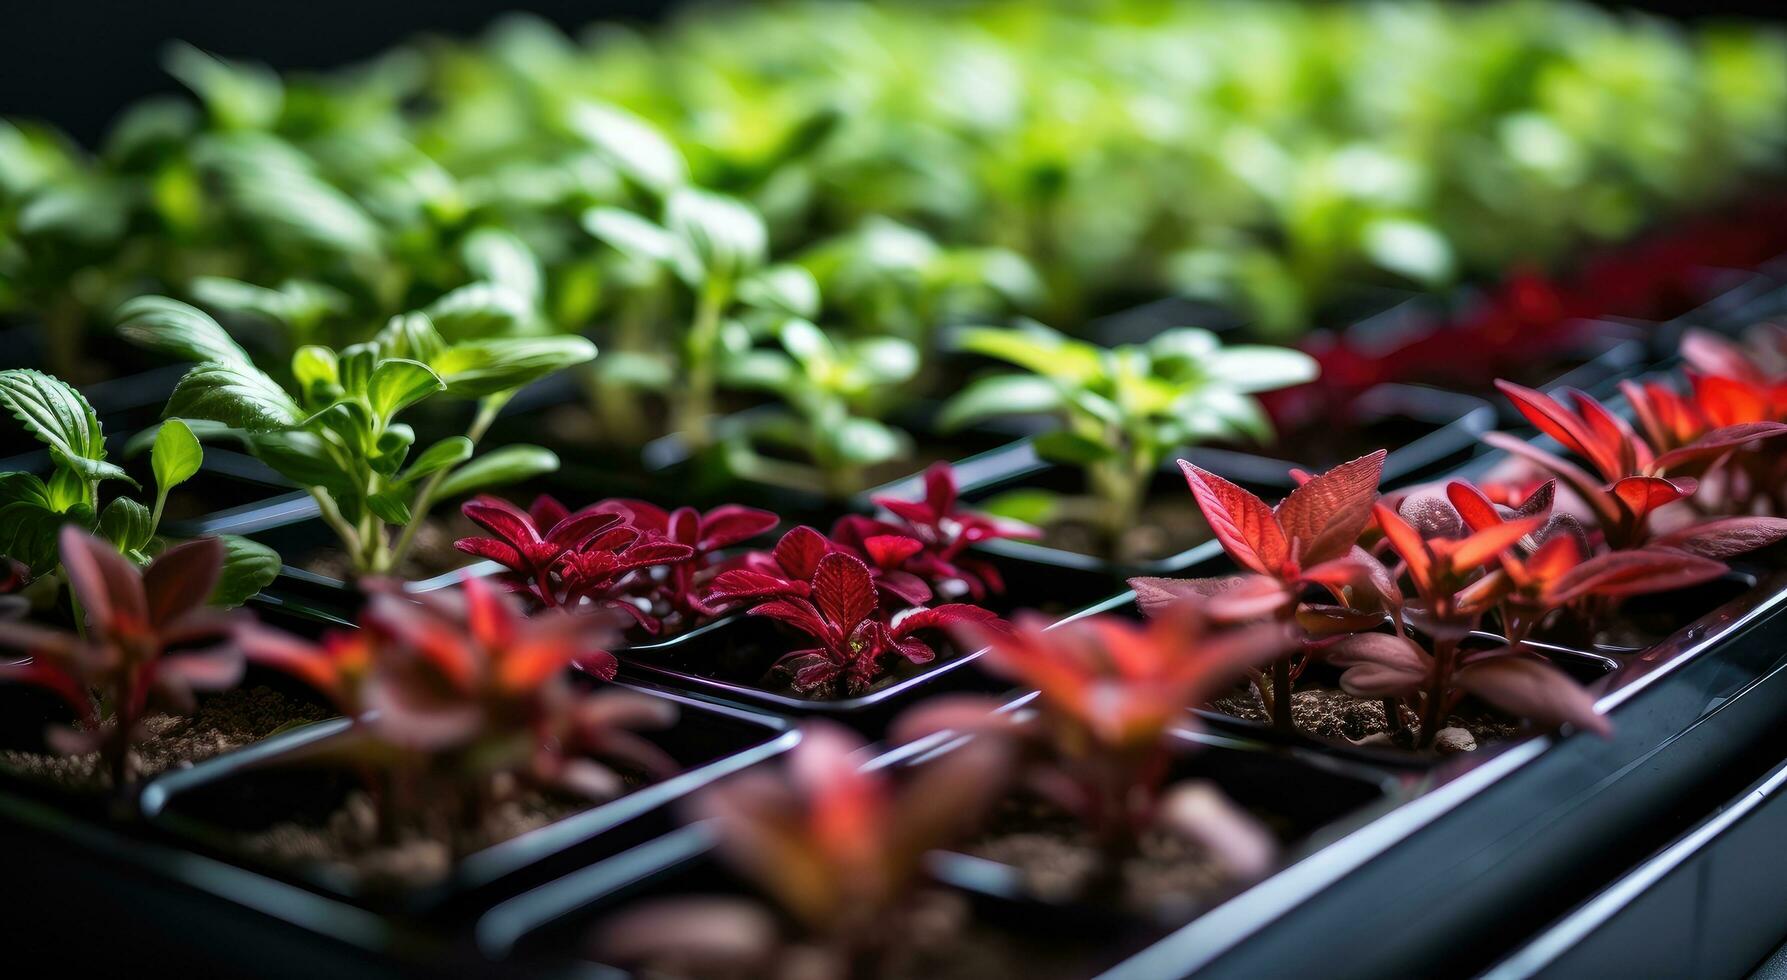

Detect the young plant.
[
  {"left": 894, "top": 601, "right": 1286, "bottom": 890},
  {"left": 719, "top": 316, "right": 921, "bottom": 497},
  {"left": 709, "top": 548, "right": 1001, "bottom": 697},
  {"left": 1447, "top": 480, "right": 1728, "bottom": 649},
  {"left": 0, "top": 369, "right": 278, "bottom": 606},
  {"left": 1328, "top": 494, "right": 1611, "bottom": 750},
  {"left": 594, "top": 722, "right": 1010, "bottom": 976},
  {"left": 0, "top": 528, "right": 244, "bottom": 789},
  {"left": 1128, "top": 450, "right": 1389, "bottom": 732},
  {"left": 582, "top": 184, "right": 783, "bottom": 449},
  {"left": 238, "top": 575, "right": 680, "bottom": 847},
  {"left": 939, "top": 321, "right": 1317, "bottom": 556},
  {"left": 117, "top": 296, "right": 595, "bottom": 575},
  {"left": 1488, "top": 380, "right": 1787, "bottom": 549},
  {"left": 833, "top": 461, "right": 1040, "bottom": 601},
  {"left": 603, "top": 499, "right": 779, "bottom": 628}
]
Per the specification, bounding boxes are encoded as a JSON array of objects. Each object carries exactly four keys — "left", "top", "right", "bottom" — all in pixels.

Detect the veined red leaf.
[
  {"left": 1274, "top": 449, "right": 1386, "bottom": 567},
  {"left": 1179, "top": 460, "right": 1287, "bottom": 576}
]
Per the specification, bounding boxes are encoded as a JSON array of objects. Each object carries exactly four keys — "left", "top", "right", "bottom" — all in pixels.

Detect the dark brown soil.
[
  {"left": 1038, "top": 494, "right": 1212, "bottom": 563},
  {"left": 301, "top": 512, "right": 481, "bottom": 583},
  {"left": 240, "top": 785, "right": 593, "bottom": 890},
  {"left": 1207, "top": 686, "right": 1521, "bottom": 753},
  {"left": 966, "top": 794, "right": 1230, "bottom": 914},
  {"left": 0, "top": 686, "right": 328, "bottom": 792}
]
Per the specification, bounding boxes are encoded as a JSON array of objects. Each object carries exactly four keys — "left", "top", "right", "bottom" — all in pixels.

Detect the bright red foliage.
[{"left": 0, "top": 528, "right": 243, "bottom": 787}]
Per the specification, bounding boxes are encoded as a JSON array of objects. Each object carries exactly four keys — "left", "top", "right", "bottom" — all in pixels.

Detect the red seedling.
[
  {"left": 1488, "top": 380, "right": 1787, "bottom": 548},
  {"left": 593, "top": 722, "right": 1009, "bottom": 975},
  {"left": 455, "top": 495, "right": 695, "bottom": 632},
  {"left": 240, "top": 575, "right": 679, "bottom": 838},
  {"left": 845, "top": 461, "right": 1041, "bottom": 600},
  {"left": 726, "top": 549, "right": 1002, "bottom": 696},
  {"left": 1129, "top": 450, "right": 1391, "bottom": 730},
  {"left": 0, "top": 528, "right": 243, "bottom": 789},
  {"left": 895, "top": 601, "right": 1288, "bottom": 879},
  {"left": 608, "top": 500, "right": 779, "bottom": 625}
]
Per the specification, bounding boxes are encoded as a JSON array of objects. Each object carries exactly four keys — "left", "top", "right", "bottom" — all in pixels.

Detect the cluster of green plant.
[{"left": 0, "top": 369, "right": 278, "bottom": 612}]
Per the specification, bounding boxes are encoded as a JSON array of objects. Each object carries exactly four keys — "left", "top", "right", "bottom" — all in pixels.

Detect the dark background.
[{"left": 2, "top": 0, "right": 1783, "bottom": 146}]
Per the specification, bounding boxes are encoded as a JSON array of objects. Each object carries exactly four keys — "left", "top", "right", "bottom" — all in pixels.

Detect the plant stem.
[
  {"left": 1089, "top": 448, "right": 1145, "bottom": 559},
  {"left": 310, "top": 488, "right": 363, "bottom": 565},
  {"left": 388, "top": 397, "right": 505, "bottom": 572},
  {"left": 1416, "top": 633, "right": 1458, "bottom": 751},
  {"left": 674, "top": 279, "right": 729, "bottom": 451}
]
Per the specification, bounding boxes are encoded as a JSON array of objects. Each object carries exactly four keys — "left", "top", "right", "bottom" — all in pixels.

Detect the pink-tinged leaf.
[
  {"left": 60, "top": 526, "right": 148, "bottom": 632},
  {"left": 1494, "top": 381, "right": 1613, "bottom": 476},
  {"left": 1692, "top": 374, "right": 1772, "bottom": 428},
  {"left": 1654, "top": 421, "right": 1787, "bottom": 471},
  {"left": 1198, "top": 575, "right": 1295, "bottom": 622},
  {"left": 862, "top": 534, "right": 925, "bottom": 569},
  {"left": 1609, "top": 476, "right": 1695, "bottom": 524},
  {"left": 892, "top": 635, "right": 936, "bottom": 664},
  {"left": 547, "top": 508, "right": 626, "bottom": 550},
  {"left": 1570, "top": 389, "right": 1647, "bottom": 475},
  {"left": 1681, "top": 328, "right": 1761, "bottom": 383},
  {"left": 710, "top": 569, "right": 806, "bottom": 601},
  {"left": 1447, "top": 516, "right": 1545, "bottom": 570},
  {"left": 1326, "top": 632, "right": 1428, "bottom": 674},
  {"left": 1274, "top": 449, "right": 1386, "bottom": 566},
  {"left": 888, "top": 694, "right": 1009, "bottom": 744},
  {"left": 893, "top": 604, "right": 1001, "bottom": 639},
  {"left": 1445, "top": 481, "right": 1504, "bottom": 533},
  {"left": 747, "top": 598, "right": 833, "bottom": 641},
  {"left": 1397, "top": 493, "right": 1464, "bottom": 540},
  {"left": 574, "top": 649, "right": 620, "bottom": 681},
  {"left": 234, "top": 625, "right": 341, "bottom": 701},
  {"left": 461, "top": 574, "right": 515, "bottom": 651},
  {"left": 1507, "top": 481, "right": 1557, "bottom": 522},
  {"left": 528, "top": 495, "right": 571, "bottom": 530},
  {"left": 462, "top": 495, "right": 543, "bottom": 547},
  {"left": 875, "top": 497, "right": 938, "bottom": 525},
  {"left": 1178, "top": 460, "right": 1287, "bottom": 576},
  {"left": 592, "top": 897, "right": 780, "bottom": 971},
  {"left": 363, "top": 677, "right": 485, "bottom": 751},
  {"left": 1653, "top": 516, "right": 1787, "bottom": 559},
  {"left": 454, "top": 536, "right": 524, "bottom": 568},
  {"left": 876, "top": 570, "right": 933, "bottom": 606},
  {"left": 811, "top": 553, "right": 876, "bottom": 629},
  {"left": 1129, "top": 575, "right": 1235, "bottom": 617},
  {"left": 786, "top": 653, "right": 844, "bottom": 693},
  {"left": 1301, "top": 548, "right": 1401, "bottom": 611},
  {"left": 1373, "top": 503, "right": 1432, "bottom": 593},
  {"left": 143, "top": 537, "right": 224, "bottom": 627},
  {"left": 773, "top": 526, "right": 832, "bottom": 580},
  {"left": 1546, "top": 549, "right": 1726, "bottom": 604},
  {"left": 924, "top": 462, "right": 959, "bottom": 517},
  {"left": 1454, "top": 657, "right": 1611, "bottom": 736},
  {"left": 697, "top": 506, "right": 779, "bottom": 550},
  {"left": 156, "top": 649, "right": 245, "bottom": 690},
  {"left": 1482, "top": 431, "right": 1623, "bottom": 529}
]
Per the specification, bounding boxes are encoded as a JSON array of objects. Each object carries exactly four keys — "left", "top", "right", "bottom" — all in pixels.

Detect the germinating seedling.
[
  {"left": 0, "top": 368, "right": 278, "bottom": 609},
  {"left": 941, "top": 321, "right": 1317, "bottom": 556},
  {"left": 116, "top": 295, "right": 595, "bottom": 576}
]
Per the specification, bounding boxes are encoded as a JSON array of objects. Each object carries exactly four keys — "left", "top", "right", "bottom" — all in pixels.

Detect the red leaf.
[
  {"left": 863, "top": 534, "right": 925, "bottom": 569},
  {"left": 1274, "top": 449, "right": 1386, "bottom": 567},
  {"left": 1327, "top": 633, "right": 1427, "bottom": 697},
  {"left": 59, "top": 526, "right": 147, "bottom": 632},
  {"left": 1482, "top": 432, "right": 1621, "bottom": 530},
  {"left": 1547, "top": 549, "right": 1726, "bottom": 603},
  {"left": 876, "top": 571, "right": 933, "bottom": 606},
  {"left": 697, "top": 506, "right": 779, "bottom": 550},
  {"left": 143, "top": 536, "right": 223, "bottom": 628},
  {"left": 1494, "top": 381, "right": 1620, "bottom": 480},
  {"left": 749, "top": 598, "right": 834, "bottom": 642},
  {"left": 528, "top": 495, "right": 570, "bottom": 529},
  {"left": 1653, "top": 516, "right": 1787, "bottom": 559},
  {"left": 710, "top": 569, "right": 807, "bottom": 602},
  {"left": 1128, "top": 575, "right": 1232, "bottom": 617},
  {"left": 1609, "top": 476, "right": 1696, "bottom": 524},
  {"left": 1445, "top": 481, "right": 1504, "bottom": 533},
  {"left": 811, "top": 553, "right": 877, "bottom": 629},
  {"left": 1178, "top": 460, "right": 1287, "bottom": 576},
  {"left": 454, "top": 536, "right": 523, "bottom": 568},
  {"left": 1653, "top": 421, "right": 1787, "bottom": 471},
  {"left": 1373, "top": 503, "right": 1432, "bottom": 593},
  {"left": 462, "top": 495, "right": 543, "bottom": 547},
  {"left": 923, "top": 462, "right": 959, "bottom": 518},
  {"left": 1454, "top": 657, "right": 1611, "bottom": 736},
  {"left": 1446, "top": 516, "right": 1545, "bottom": 570},
  {"left": 773, "top": 526, "right": 833, "bottom": 581}
]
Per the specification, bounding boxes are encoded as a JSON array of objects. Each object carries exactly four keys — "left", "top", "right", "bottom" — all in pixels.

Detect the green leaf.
[
  {"left": 583, "top": 207, "right": 679, "bottom": 267},
  {"left": 291, "top": 346, "right": 340, "bottom": 395},
  {"left": 365, "top": 490, "right": 413, "bottom": 526},
  {"left": 718, "top": 350, "right": 797, "bottom": 392},
  {"left": 248, "top": 430, "right": 353, "bottom": 496},
  {"left": 666, "top": 187, "right": 768, "bottom": 283},
  {"left": 366, "top": 359, "right": 444, "bottom": 420},
  {"left": 1362, "top": 218, "right": 1454, "bottom": 285},
  {"left": 0, "top": 369, "right": 133, "bottom": 488},
  {"left": 849, "top": 337, "right": 920, "bottom": 385},
  {"left": 0, "top": 472, "right": 51, "bottom": 509},
  {"left": 430, "top": 336, "right": 597, "bottom": 398},
  {"left": 114, "top": 295, "right": 253, "bottom": 367},
  {"left": 0, "top": 500, "right": 85, "bottom": 572},
  {"left": 595, "top": 351, "right": 675, "bottom": 390},
  {"left": 978, "top": 488, "right": 1059, "bottom": 527},
  {"left": 163, "top": 42, "right": 283, "bottom": 131},
  {"left": 954, "top": 324, "right": 1103, "bottom": 384},
  {"left": 938, "top": 374, "right": 1063, "bottom": 430},
  {"left": 1033, "top": 430, "right": 1116, "bottom": 465},
  {"left": 376, "top": 312, "right": 447, "bottom": 364},
  {"left": 188, "top": 276, "right": 346, "bottom": 330},
  {"left": 568, "top": 101, "right": 688, "bottom": 194},
  {"left": 210, "top": 534, "right": 279, "bottom": 607},
  {"left": 165, "top": 362, "right": 303, "bottom": 431},
  {"left": 832, "top": 418, "right": 909, "bottom": 466},
  {"left": 1206, "top": 346, "right": 1320, "bottom": 394},
  {"left": 424, "top": 282, "right": 534, "bottom": 340},
  {"left": 462, "top": 228, "right": 544, "bottom": 308},
  {"left": 738, "top": 265, "right": 820, "bottom": 319},
  {"left": 433, "top": 445, "right": 558, "bottom": 501},
  {"left": 151, "top": 419, "right": 203, "bottom": 493},
  {"left": 98, "top": 497, "right": 154, "bottom": 553},
  {"left": 399, "top": 437, "right": 473, "bottom": 484}
]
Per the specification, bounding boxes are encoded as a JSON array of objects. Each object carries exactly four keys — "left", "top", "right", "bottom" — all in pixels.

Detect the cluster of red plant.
[{"left": 455, "top": 463, "right": 1035, "bottom": 696}]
